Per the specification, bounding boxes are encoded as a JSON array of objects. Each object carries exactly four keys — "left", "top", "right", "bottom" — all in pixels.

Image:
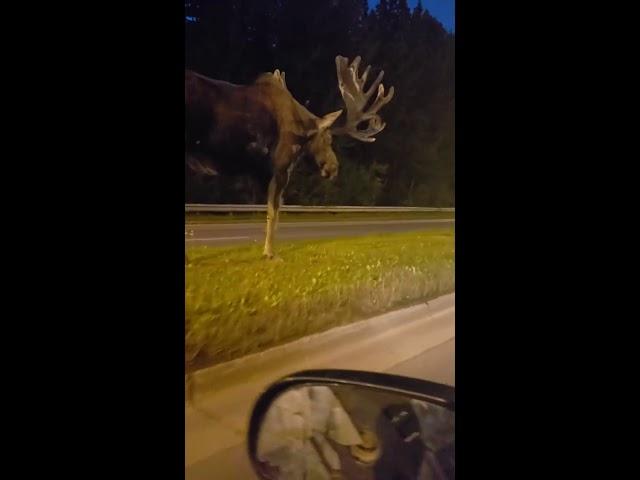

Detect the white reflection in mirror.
[{"left": 255, "top": 383, "right": 454, "bottom": 480}]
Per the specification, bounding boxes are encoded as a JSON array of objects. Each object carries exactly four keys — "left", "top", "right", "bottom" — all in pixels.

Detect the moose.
[{"left": 185, "top": 56, "right": 394, "bottom": 258}]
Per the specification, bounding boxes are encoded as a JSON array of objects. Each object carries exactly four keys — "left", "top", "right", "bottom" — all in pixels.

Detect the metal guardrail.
[{"left": 186, "top": 204, "right": 454, "bottom": 213}]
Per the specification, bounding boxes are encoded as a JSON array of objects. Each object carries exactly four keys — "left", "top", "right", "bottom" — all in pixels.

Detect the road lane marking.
[
  {"left": 186, "top": 236, "right": 250, "bottom": 242},
  {"left": 186, "top": 219, "right": 455, "bottom": 229}
]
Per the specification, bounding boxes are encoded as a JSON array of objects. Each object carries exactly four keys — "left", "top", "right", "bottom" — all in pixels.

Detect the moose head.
[{"left": 270, "top": 56, "right": 395, "bottom": 182}]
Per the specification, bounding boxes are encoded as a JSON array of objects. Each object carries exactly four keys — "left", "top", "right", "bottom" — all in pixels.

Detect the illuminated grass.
[
  {"left": 185, "top": 228, "right": 454, "bottom": 370},
  {"left": 186, "top": 210, "right": 454, "bottom": 224}
]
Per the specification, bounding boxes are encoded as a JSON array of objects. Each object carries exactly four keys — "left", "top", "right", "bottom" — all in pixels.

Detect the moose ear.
[{"left": 316, "top": 110, "right": 343, "bottom": 131}]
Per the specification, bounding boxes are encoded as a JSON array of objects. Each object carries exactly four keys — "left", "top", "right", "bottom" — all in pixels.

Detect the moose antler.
[
  {"left": 272, "top": 69, "right": 288, "bottom": 90},
  {"left": 331, "top": 55, "right": 395, "bottom": 142}
]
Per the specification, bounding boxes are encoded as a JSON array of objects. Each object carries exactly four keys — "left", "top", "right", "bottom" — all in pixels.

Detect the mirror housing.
[{"left": 248, "top": 369, "right": 454, "bottom": 480}]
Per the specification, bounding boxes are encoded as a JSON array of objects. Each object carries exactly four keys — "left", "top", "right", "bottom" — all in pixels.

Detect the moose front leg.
[
  {"left": 263, "top": 171, "right": 288, "bottom": 259},
  {"left": 273, "top": 161, "right": 295, "bottom": 231}
]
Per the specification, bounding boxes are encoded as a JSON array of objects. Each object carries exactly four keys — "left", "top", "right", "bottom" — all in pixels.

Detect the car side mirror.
[{"left": 247, "top": 369, "right": 455, "bottom": 480}]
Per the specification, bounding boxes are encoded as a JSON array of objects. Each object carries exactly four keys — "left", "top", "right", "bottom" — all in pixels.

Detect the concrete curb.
[{"left": 185, "top": 293, "right": 455, "bottom": 402}]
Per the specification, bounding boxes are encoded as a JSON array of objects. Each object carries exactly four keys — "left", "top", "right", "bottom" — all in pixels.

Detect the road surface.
[
  {"left": 186, "top": 340, "right": 454, "bottom": 480},
  {"left": 185, "top": 218, "right": 454, "bottom": 247},
  {"left": 185, "top": 297, "right": 454, "bottom": 479}
]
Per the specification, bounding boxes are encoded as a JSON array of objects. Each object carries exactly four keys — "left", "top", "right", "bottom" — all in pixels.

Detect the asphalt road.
[
  {"left": 185, "top": 297, "right": 454, "bottom": 479},
  {"left": 185, "top": 218, "right": 454, "bottom": 247}
]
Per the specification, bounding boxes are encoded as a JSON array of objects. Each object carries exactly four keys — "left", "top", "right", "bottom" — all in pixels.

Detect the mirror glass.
[{"left": 253, "top": 383, "right": 454, "bottom": 480}]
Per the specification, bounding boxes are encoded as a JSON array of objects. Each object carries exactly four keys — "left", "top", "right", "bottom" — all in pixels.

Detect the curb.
[{"left": 185, "top": 293, "right": 455, "bottom": 402}]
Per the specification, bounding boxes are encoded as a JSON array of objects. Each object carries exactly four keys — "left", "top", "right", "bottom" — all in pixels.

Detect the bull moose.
[{"left": 185, "top": 55, "right": 394, "bottom": 258}]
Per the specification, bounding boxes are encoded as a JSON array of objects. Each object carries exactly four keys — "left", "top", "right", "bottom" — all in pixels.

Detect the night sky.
[{"left": 368, "top": 0, "right": 455, "bottom": 32}]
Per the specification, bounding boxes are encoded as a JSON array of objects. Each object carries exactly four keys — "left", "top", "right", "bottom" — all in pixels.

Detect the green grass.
[
  {"left": 185, "top": 228, "right": 455, "bottom": 371},
  {"left": 186, "top": 210, "right": 454, "bottom": 224}
]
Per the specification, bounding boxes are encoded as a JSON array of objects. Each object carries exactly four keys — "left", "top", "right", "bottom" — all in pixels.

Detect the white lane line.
[
  {"left": 187, "top": 219, "right": 455, "bottom": 230},
  {"left": 186, "top": 236, "right": 250, "bottom": 242}
]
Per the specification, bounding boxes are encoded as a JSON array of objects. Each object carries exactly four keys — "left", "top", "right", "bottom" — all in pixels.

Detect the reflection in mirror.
[{"left": 254, "top": 383, "right": 454, "bottom": 480}]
